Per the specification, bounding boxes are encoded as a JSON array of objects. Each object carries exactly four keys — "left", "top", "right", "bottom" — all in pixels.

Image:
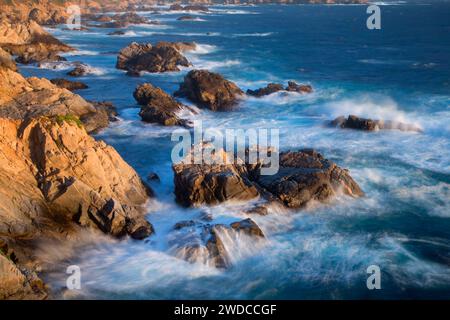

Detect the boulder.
[
  {"left": 67, "top": 64, "right": 88, "bottom": 77},
  {"left": 247, "top": 83, "right": 284, "bottom": 97},
  {"left": 230, "top": 218, "right": 264, "bottom": 237},
  {"left": 175, "top": 70, "right": 244, "bottom": 111},
  {"left": 134, "top": 83, "right": 189, "bottom": 126},
  {"left": 285, "top": 81, "right": 313, "bottom": 93},
  {"left": 169, "top": 218, "right": 263, "bottom": 269},
  {"left": 173, "top": 145, "right": 259, "bottom": 207},
  {"left": 331, "top": 115, "right": 422, "bottom": 133},
  {"left": 247, "top": 81, "right": 312, "bottom": 97},
  {"left": 255, "top": 149, "right": 364, "bottom": 208},
  {"left": 116, "top": 42, "right": 192, "bottom": 73},
  {"left": 50, "top": 78, "right": 88, "bottom": 91}
]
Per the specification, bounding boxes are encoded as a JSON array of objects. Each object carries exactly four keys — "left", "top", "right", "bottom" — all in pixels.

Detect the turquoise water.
[{"left": 21, "top": 3, "right": 450, "bottom": 299}]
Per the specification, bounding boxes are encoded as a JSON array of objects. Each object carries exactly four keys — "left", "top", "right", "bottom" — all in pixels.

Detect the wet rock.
[
  {"left": 230, "top": 218, "right": 265, "bottom": 237},
  {"left": 50, "top": 78, "right": 88, "bottom": 91},
  {"left": 67, "top": 64, "right": 88, "bottom": 77},
  {"left": 285, "top": 81, "right": 313, "bottom": 93},
  {"left": 134, "top": 83, "right": 189, "bottom": 126},
  {"left": 177, "top": 15, "right": 197, "bottom": 21},
  {"left": 331, "top": 115, "right": 422, "bottom": 133},
  {"left": 173, "top": 145, "right": 259, "bottom": 207},
  {"left": 175, "top": 70, "right": 244, "bottom": 111},
  {"left": 174, "top": 220, "right": 196, "bottom": 230},
  {"left": 247, "top": 83, "right": 284, "bottom": 97},
  {"left": 206, "top": 226, "right": 231, "bottom": 269},
  {"left": 255, "top": 149, "right": 364, "bottom": 208},
  {"left": 108, "top": 30, "right": 126, "bottom": 36},
  {"left": 116, "top": 42, "right": 192, "bottom": 73},
  {"left": 169, "top": 4, "right": 184, "bottom": 11},
  {"left": 245, "top": 205, "right": 269, "bottom": 216},
  {"left": 247, "top": 81, "right": 312, "bottom": 97}
]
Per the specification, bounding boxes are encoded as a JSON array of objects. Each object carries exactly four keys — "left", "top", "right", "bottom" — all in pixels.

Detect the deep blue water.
[{"left": 21, "top": 3, "right": 450, "bottom": 299}]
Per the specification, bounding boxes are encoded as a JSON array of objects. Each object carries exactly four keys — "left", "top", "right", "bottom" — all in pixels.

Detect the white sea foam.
[{"left": 232, "top": 32, "right": 275, "bottom": 38}]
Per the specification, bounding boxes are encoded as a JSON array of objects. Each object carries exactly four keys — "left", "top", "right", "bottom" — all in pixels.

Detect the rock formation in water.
[
  {"left": 0, "top": 17, "right": 72, "bottom": 64},
  {"left": 173, "top": 146, "right": 260, "bottom": 207},
  {"left": 134, "top": 83, "right": 194, "bottom": 127},
  {"left": 175, "top": 70, "right": 244, "bottom": 111},
  {"left": 173, "top": 145, "right": 363, "bottom": 208},
  {"left": 116, "top": 41, "right": 195, "bottom": 73},
  {"left": 247, "top": 81, "right": 312, "bottom": 97},
  {"left": 169, "top": 217, "right": 264, "bottom": 268},
  {"left": 331, "top": 115, "right": 423, "bottom": 133}
]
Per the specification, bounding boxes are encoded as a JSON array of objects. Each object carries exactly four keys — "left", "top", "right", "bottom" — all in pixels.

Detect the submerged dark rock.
[
  {"left": 67, "top": 63, "right": 89, "bottom": 77},
  {"left": 331, "top": 115, "right": 422, "bottom": 133},
  {"left": 247, "top": 81, "right": 313, "bottom": 97},
  {"left": 247, "top": 83, "right": 284, "bottom": 97},
  {"left": 175, "top": 70, "right": 244, "bottom": 111}
]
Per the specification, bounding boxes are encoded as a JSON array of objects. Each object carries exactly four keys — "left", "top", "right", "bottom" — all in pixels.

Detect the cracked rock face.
[
  {"left": 256, "top": 149, "right": 364, "bottom": 208},
  {"left": 173, "top": 146, "right": 363, "bottom": 209},
  {"left": 0, "top": 117, "right": 153, "bottom": 240},
  {"left": 116, "top": 41, "right": 193, "bottom": 73},
  {"left": 173, "top": 147, "right": 260, "bottom": 207}
]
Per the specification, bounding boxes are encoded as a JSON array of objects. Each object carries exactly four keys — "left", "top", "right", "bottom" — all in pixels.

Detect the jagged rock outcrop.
[
  {"left": 0, "top": 116, "right": 153, "bottom": 241},
  {"left": 0, "top": 250, "right": 46, "bottom": 300},
  {"left": 50, "top": 78, "right": 88, "bottom": 91},
  {"left": 286, "top": 81, "right": 313, "bottom": 93},
  {"left": 175, "top": 70, "right": 244, "bottom": 111},
  {"left": 0, "top": 67, "right": 112, "bottom": 134},
  {"left": 256, "top": 149, "right": 364, "bottom": 208},
  {"left": 134, "top": 83, "right": 192, "bottom": 126},
  {"left": 247, "top": 81, "right": 312, "bottom": 97},
  {"left": 173, "top": 146, "right": 259, "bottom": 207},
  {"left": 247, "top": 83, "right": 284, "bottom": 97},
  {"left": 0, "top": 18, "right": 72, "bottom": 64},
  {"left": 116, "top": 41, "right": 194, "bottom": 73},
  {"left": 331, "top": 115, "right": 423, "bottom": 133},
  {"left": 173, "top": 145, "right": 363, "bottom": 208}
]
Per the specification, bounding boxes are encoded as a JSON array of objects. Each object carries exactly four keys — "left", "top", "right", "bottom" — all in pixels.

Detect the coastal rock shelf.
[
  {"left": 116, "top": 41, "right": 195, "bottom": 73},
  {"left": 173, "top": 146, "right": 363, "bottom": 208}
]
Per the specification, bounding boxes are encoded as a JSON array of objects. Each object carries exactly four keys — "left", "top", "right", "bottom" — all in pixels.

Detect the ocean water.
[{"left": 20, "top": 3, "right": 450, "bottom": 299}]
